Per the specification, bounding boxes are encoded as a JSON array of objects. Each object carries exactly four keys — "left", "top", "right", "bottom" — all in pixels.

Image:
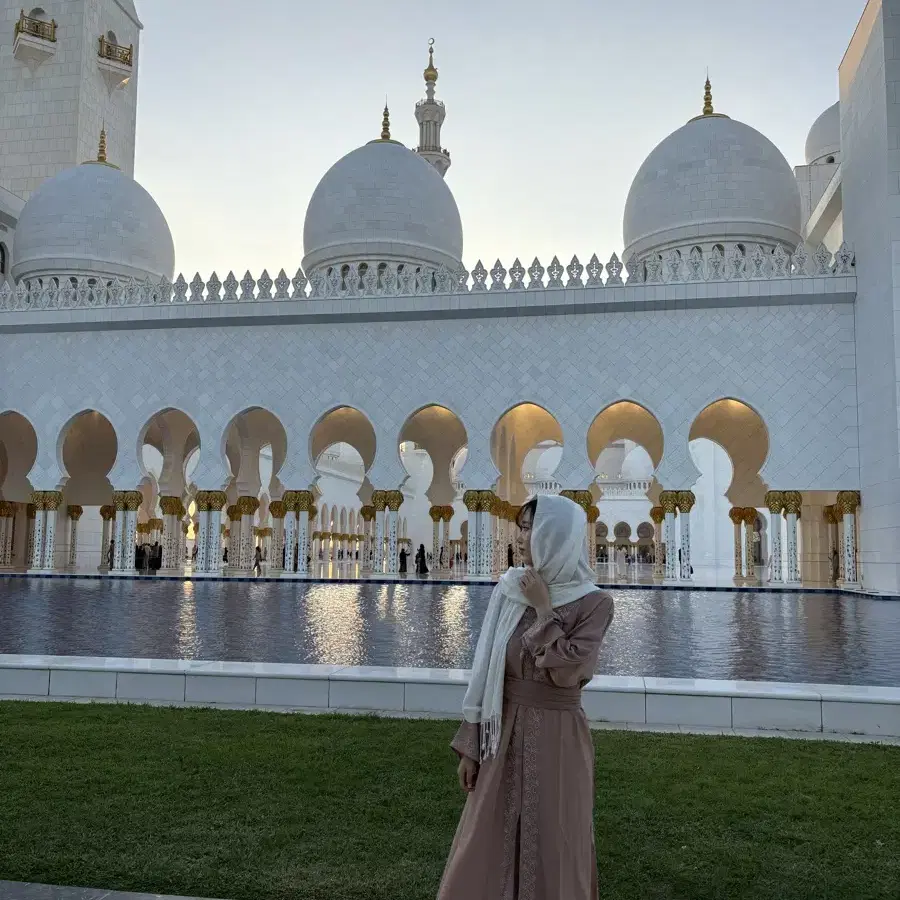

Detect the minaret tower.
[{"left": 415, "top": 40, "right": 451, "bottom": 178}]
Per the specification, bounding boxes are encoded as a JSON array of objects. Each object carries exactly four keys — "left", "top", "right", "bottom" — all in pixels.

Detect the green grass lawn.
[{"left": 1, "top": 701, "right": 898, "bottom": 900}]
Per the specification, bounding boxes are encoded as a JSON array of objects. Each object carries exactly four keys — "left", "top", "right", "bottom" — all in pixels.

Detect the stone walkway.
[{"left": 0, "top": 883, "right": 227, "bottom": 900}]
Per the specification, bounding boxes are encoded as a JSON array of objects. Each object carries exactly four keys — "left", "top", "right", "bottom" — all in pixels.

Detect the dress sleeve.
[
  {"left": 450, "top": 719, "right": 480, "bottom": 761},
  {"left": 520, "top": 593, "right": 615, "bottom": 687}
]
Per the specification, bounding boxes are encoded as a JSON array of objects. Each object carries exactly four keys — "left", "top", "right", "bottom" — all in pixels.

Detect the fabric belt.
[{"left": 503, "top": 676, "right": 582, "bottom": 710}]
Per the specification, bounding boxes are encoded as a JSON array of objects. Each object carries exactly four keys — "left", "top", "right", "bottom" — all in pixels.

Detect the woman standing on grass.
[{"left": 438, "top": 493, "right": 614, "bottom": 900}]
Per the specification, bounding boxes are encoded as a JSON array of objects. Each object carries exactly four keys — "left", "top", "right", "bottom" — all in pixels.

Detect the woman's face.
[{"left": 516, "top": 507, "right": 534, "bottom": 566}]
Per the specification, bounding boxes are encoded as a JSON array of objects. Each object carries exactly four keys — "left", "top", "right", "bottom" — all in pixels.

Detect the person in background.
[
  {"left": 253, "top": 544, "right": 262, "bottom": 576},
  {"left": 415, "top": 544, "right": 429, "bottom": 576}
]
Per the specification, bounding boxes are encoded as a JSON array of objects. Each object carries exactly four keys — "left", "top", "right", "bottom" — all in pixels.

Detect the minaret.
[{"left": 415, "top": 40, "right": 451, "bottom": 178}]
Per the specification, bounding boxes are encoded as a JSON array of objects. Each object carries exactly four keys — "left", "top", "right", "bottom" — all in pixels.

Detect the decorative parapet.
[
  {"left": 98, "top": 35, "right": 133, "bottom": 66},
  {"left": 15, "top": 10, "right": 56, "bottom": 42},
  {"left": 14, "top": 9, "right": 57, "bottom": 71},
  {"left": 0, "top": 241, "right": 856, "bottom": 313}
]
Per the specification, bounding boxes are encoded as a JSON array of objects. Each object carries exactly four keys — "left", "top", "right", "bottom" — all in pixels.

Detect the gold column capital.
[
  {"left": 269, "top": 500, "right": 285, "bottom": 519},
  {"left": 462, "top": 490, "right": 481, "bottom": 512},
  {"left": 676, "top": 491, "right": 695, "bottom": 513},
  {"left": 371, "top": 490, "right": 387, "bottom": 512},
  {"left": 429, "top": 506, "right": 443, "bottom": 522},
  {"left": 729, "top": 507, "right": 744, "bottom": 526},
  {"left": 67, "top": 504, "right": 83, "bottom": 520},
  {"left": 764, "top": 491, "right": 784, "bottom": 515},
  {"left": 782, "top": 491, "right": 803, "bottom": 516},
  {"left": 650, "top": 505, "right": 665, "bottom": 525},
  {"left": 237, "top": 495, "right": 260, "bottom": 516},
  {"left": 836, "top": 490, "right": 861, "bottom": 515},
  {"left": 659, "top": 491, "right": 678, "bottom": 515}
]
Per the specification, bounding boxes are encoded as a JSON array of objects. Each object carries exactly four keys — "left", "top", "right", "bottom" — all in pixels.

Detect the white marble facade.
[{"left": 2, "top": 2, "right": 900, "bottom": 591}]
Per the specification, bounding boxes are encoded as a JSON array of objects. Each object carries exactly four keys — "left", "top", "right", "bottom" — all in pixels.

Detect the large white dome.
[
  {"left": 623, "top": 115, "right": 802, "bottom": 261},
  {"left": 805, "top": 101, "right": 840, "bottom": 165},
  {"left": 12, "top": 161, "right": 175, "bottom": 284},
  {"left": 303, "top": 139, "right": 463, "bottom": 273}
]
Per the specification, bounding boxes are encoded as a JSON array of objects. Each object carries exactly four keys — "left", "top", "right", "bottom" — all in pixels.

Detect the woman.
[
  {"left": 415, "top": 543, "right": 429, "bottom": 576},
  {"left": 438, "top": 494, "right": 614, "bottom": 900},
  {"left": 615, "top": 545, "right": 627, "bottom": 578},
  {"left": 399, "top": 546, "right": 408, "bottom": 574}
]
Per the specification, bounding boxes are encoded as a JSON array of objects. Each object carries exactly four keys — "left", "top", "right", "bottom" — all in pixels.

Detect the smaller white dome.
[
  {"left": 12, "top": 161, "right": 174, "bottom": 284},
  {"left": 303, "top": 139, "right": 463, "bottom": 273},
  {"left": 805, "top": 101, "right": 840, "bottom": 165}
]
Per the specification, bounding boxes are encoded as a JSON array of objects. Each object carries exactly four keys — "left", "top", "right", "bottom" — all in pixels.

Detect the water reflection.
[{"left": 0, "top": 578, "right": 898, "bottom": 686}]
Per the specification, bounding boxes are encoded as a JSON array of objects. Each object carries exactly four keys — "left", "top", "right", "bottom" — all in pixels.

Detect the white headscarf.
[{"left": 462, "top": 493, "right": 598, "bottom": 761}]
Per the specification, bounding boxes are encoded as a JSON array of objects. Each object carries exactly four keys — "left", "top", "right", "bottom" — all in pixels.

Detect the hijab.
[{"left": 462, "top": 493, "right": 598, "bottom": 761}]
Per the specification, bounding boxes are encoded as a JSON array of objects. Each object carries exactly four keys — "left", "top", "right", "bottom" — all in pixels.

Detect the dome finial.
[
  {"left": 703, "top": 73, "right": 714, "bottom": 116},
  {"left": 380, "top": 101, "right": 391, "bottom": 141},
  {"left": 424, "top": 38, "right": 438, "bottom": 84},
  {"left": 98, "top": 123, "right": 108, "bottom": 163}
]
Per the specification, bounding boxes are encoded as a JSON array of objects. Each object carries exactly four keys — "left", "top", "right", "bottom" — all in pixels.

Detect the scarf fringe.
[{"left": 479, "top": 713, "right": 502, "bottom": 762}]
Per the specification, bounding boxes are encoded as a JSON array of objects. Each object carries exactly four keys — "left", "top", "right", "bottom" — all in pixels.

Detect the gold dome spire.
[
  {"left": 82, "top": 124, "right": 120, "bottom": 167},
  {"left": 688, "top": 74, "right": 730, "bottom": 123},
  {"left": 380, "top": 103, "right": 391, "bottom": 140},
  {"left": 424, "top": 38, "right": 438, "bottom": 84}
]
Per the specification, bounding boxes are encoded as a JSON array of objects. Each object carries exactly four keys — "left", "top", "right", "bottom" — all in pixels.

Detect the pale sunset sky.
[{"left": 132, "top": 0, "right": 866, "bottom": 277}]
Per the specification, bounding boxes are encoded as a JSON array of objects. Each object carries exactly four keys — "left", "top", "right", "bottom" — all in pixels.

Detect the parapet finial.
[
  {"left": 380, "top": 103, "right": 391, "bottom": 140},
  {"left": 98, "top": 124, "right": 107, "bottom": 163}
]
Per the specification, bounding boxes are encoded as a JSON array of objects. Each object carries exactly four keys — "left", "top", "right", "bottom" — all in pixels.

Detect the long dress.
[
  {"left": 438, "top": 591, "right": 615, "bottom": 900},
  {"left": 615, "top": 548, "right": 627, "bottom": 578}
]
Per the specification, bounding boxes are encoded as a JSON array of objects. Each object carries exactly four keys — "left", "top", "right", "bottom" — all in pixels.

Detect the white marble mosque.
[{"left": 1, "top": 1, "right": 899, "bottom": 593}]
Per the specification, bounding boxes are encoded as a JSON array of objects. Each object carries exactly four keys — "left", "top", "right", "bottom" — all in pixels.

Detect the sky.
[{"left": 132, "top": 0, "right": 866, "bottom": 278}]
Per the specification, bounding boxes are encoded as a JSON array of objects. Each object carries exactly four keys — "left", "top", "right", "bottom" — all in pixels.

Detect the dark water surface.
[{"left": 1, "top": 578, "right": 898, "bottom": 686}]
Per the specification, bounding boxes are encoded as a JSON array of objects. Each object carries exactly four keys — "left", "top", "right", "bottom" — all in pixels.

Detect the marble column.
[
  {"left": 98, "top": 505, "right": 114, "bottom": 572},
  {"left": 159, "top": 496, "right": 185, "bottom": 570},
  {"left": 371, "top": 491, "right": 387, "bottom": 573},
  {"left": 676, "top": 491, "right": 694, "bottom": 581},
  {"left": 269, "top": 500, "right": 285, "bottom": 572},
  {"left": 660, "top": 491, "right": 678, "bottom": 582},
  {"left": 29, "top": 493, "right": 47, "bottom": 569},
  {"left": 430, "top": 506, "right": 441, "bottom": 570},
  {"left": 823, "top": 505, "right": 838, "bottom": 585},
  {"left": 464, "top": 491, "right": 479, "bottom": 576},
  {"left": 122, "top": 493, "right": 141, "bottom": 572},
  {"left": 0, "top": 501, "right": 13, "bottom": 567},
  {"left": 478, "top": 491, "right": 495, "bottom": 577},
  {"left": 225, "top": 505, "right": 239, "bottom": 569},
  {"left": 359, "top": 505, "right": 374, "bottom": 571},
  {"left": 783, "top": 491, "right": 802, "bottom": 586},
  {"left": 765, "top": 492, "right": 784, "bottom": 584},
  {"left": 193, "top": 492, "right": 211, "bottom": 573},
  {"left": 35, "top": 491, "right": 62, "bottom": 570},
  {"left": 66, "top": 505, "right": 82, "bottom": 569},
  {"left": 836, "top": 490, "right": 861, "bottom": 588},
  {"left": 384, "top": 491, "right": 403, "bottom": 575},
  {"left": 295, "top": 491, "right": 314, "bottom": 574},
  {"left": 25, "top": 503, "right": 36, "bottom": 570},
  {"left": 110, "top": 493, "right": 126, "bottom": 572},
  {"left": 650, "top": 506, "right": 665, "bottom": 580},
  {"left": 237, "top": 496, "right": 259, "bottom": 572},
  {"left": 440, "top": 506, "right": 452, "bottom": 569},
  {"left": 729, "top": 508, "right": 744, "bottom": 583},
  {"left": 282, "top": 492, "right": 298, "bottom": 575},
  {"left": 206, "top": 492, "right": 227, "bottom": 573},
  {"left": 743, "top": 508, "right": 758, "bottom": 585},
  {"left": 586, "top": 505, "right": 598, "bottom": 573}
]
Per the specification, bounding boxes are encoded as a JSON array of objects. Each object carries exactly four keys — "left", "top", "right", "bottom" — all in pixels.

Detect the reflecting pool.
[{"left": 1, "top": 578, "right": 898, "bottom": 686}]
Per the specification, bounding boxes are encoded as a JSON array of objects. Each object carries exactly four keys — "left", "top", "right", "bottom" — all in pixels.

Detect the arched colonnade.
[{"left": 0, "top": 398, "right": 863, "bottom": 587}]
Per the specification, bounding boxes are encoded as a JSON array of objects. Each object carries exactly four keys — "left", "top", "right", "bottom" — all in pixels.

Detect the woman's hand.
[
  {"left": 458, "top": 755, "right": 478, "bottom": 793},
  {"left": 519, "top": 567, "right": 551, "bottom": 614}
]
